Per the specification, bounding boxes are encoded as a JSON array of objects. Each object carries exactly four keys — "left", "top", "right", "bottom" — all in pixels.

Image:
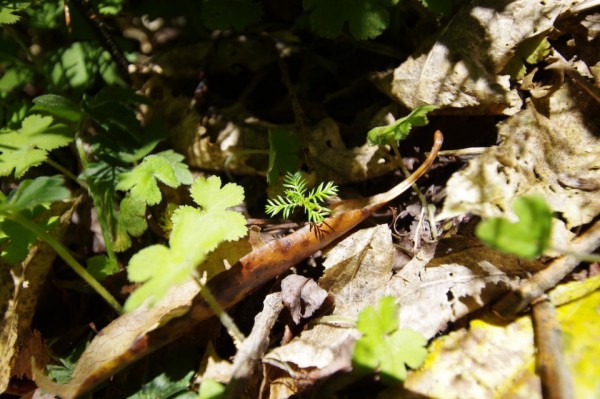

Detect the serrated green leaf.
[
  {"left": 190, "top": 175, "right": 245, "bottom": 212},
  {"left": 476, "top": 194, "right": 552, "bottom": 259},
  {"left": 116, "top": 155, "right": 180, "bottom": 205},
  {"left": 124, "top": 176, "right": 248, "bottom": 311},
  {"left": 303, "top": 0, "right": 400, "bottom": 40},
  {"left": 356, "top": 296, "right": 398, "bottom": 337},
  {"left": 0, "top": 2, "right": 30, "bottom": 25},
  {"left": 267, "top": 129, "right": 301, "bottom": 184},
  {"left": 155, "top": 150, "right": 193, "bottom": 185},
  {"left": 2, "top": 176, "right": 69, "bottom": 212},
  {"left": 0, "top": 114, "right": 73, "bottom": 178},
  {"left": 367, "top": 105, "right": 437, "bottom": 146},
  {"left": 353, "top": 296, "right": 427, "bottom": 384},
  {"left": 114, "top": 195, "right": 148, "bottom": 252},
  {"left": 32, "top": 94, "right": 82, "bottom": 122},
  {"left": 201, "top": 0, "right": 263, "bottom": 30}
]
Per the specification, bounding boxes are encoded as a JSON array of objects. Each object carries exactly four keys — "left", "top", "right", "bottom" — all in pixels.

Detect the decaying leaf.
[
  {"left": 0, "top": 197, "right": 80, "bottom": 393},
  {"left": 438, "top": 79, "right": 600, "bottom": 244},
  {"left": 397, "top": 274, "right": 600, "bottom": 399},
  {"left": 262, "top": 224, "right": 536, "bottom": 396},
  {"left": 281, "top": 275, "right": 328, "bottom": 325},
  {"left": 373, "top": 0, "right": 576, "bottom": 115}
]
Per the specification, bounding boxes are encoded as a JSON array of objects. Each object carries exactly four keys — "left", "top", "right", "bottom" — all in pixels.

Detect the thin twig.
[
  {"left": 224, "top": 293, "right": 283, "bottom": 399},
  {"left": 532, "top": 297, "right": 574, "bottom": 399},
  {"left": 493, "top": 219, "right": 600, "bottom": 318}
]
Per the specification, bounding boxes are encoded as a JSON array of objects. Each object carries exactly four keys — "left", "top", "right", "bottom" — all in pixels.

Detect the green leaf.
[
  {"left": 267, "top": 129, "right": 301, "bottom": 184},
  {"left": 0, "top": 114, "right": 73, "bottom": 178},
  {"left": 124, "top": 176, "right": 247, "bottom": 311},
  {"left": 201, "top": 0, "right": 263, "bottom": 30},
  {"left": 198, "top": 379, "right": 225, "bottom": 399},
  {"left": 352, "top": 296, "right": 428, "bottom": 384},
  {"left": 32, "top": 94, "right": 82, "bottom": 123},
  {"left": 116, "top": 155, "right": 181, "bottom": 206},
  {"left": 155, "top": 150, "right": 193, "bottom": 186},
  {"left": 476, "top": 194, "right": 552, "bottom": 259},
  {"left": 87, "top": 255, "right": 119, "bottom": 280},
  {"left": 190, "top": 175, "right": 244, "bottom": 212},
  {"left": 302, "top": 0, "right": 400, "bottom": 40},
  {"left": 2, "top": 176, "right": 69, "bottom": 212},
  {"left": 114, "top": 195, "right": 148, "bottom": 252},
  {"left": 0, "top": 216, "right": 39, "bottom": 263},
  {"left": 0, "top": 1, "right": 31, "bottom": 25},
  {"left": 367, "top": 105, "right": 437, "bottom": 146}
]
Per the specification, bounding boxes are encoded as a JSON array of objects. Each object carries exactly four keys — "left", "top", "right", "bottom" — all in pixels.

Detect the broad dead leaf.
[
  {"left": 373, "top": 0, "right": 576, "bottom": 115},
  {"left": 263, "top": 225, "right": 535, "bottom": 397},
  {"left": 438, "top": 79, "right": 600, "bottom": 246},
  {"left": 393, "top": 274, "right": 600, "bottom": 399}
]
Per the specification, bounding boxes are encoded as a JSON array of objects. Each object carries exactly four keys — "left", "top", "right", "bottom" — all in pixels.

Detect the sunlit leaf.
[
  {"left": 367, "top": 105, "right": 437, "bottom": 146},
  {"left": 353, "top": 296, "right": 428, "bottom": 384},
  {"left": 476, "top": 194, "right": 552, "bottom": 259},
  {"left": 0, "top": 115, "right": 73, "bottom": 178}
]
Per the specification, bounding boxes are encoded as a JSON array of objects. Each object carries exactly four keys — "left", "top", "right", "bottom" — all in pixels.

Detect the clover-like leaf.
[
  {"left": 124, "top": 176, "right": 248, "bottom": 311},
  {"left": 0, "top": 114, "right": 73, "bottom": 178},
  {"left": 476, "top": 194, "right": 552, "bottom": 259},
  {"left": 353, "top": 296, "right": 428, "bottom": 384},
  {"left": 367, "top": 105, "right": 437, "bottom": 146},
  {"left": 116, "top": 151, "right": 191, "bottom": 206}
]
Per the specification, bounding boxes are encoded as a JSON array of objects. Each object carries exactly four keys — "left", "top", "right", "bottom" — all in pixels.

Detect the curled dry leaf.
[
  {"left": 281, "top": 275, "right": 328, "bottom": 325},
  {"left": 373, "top": 0, "right": 576, "bottom": 115}
]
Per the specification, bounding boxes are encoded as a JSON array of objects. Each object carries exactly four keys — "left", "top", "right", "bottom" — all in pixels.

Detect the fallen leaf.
[
  {"left": 281, "top": 275, "right": 328, "bottom": 325},
  {"left": 396, "top": 274, "right": 600, "bottom": 399},
  {"left": 439, "top": 79, "right": 600, "bottom": 246},
  {"left": 373, "top": 0, "right": 575, "bottom": 115}
]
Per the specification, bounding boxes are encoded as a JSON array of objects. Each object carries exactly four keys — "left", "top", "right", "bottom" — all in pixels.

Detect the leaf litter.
[{"left": 3, "top": 0, "right": 600, "bottom": 398}]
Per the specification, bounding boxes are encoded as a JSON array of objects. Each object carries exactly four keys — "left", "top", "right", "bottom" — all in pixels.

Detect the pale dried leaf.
[
  {"left": 373, "top": 0, "right": 575, "bottom": 115},
  {"left": 438, "top": 80, "right": 600, "bottom": 241}
]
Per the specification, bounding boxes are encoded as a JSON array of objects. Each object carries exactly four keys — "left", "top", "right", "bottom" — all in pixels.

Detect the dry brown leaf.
[
  {"left": 438, "top": 79, "right": 600, "bottom": 245},
  {"left": 0, "top": 197, "right": 80, "bottom": 393},
  {"left": 373, "top": 0, "right": 576, "bottom": 115},
  {"left": 263, "top": 225, "right": 533, "bottom": 397},
  {"left": 280, "top": 275, "right": 328, "bottom": 325}
]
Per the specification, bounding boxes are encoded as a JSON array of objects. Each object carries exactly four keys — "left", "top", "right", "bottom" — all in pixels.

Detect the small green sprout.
[
  {"left": 353, "top": 296, "right": 428, "bottom": 384},
  {"left": 265, "top": 171, "right": 339, "bottom": 223}
]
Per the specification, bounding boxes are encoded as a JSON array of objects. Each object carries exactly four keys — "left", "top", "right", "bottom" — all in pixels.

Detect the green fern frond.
[{"left": 265, "top": 172, "right": 338, "bottom": 223}]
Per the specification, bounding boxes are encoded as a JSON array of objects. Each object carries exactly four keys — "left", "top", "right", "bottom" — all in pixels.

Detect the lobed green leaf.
[
  {"left": 367, "top": 105, "right": 437, "bottom": 146},
  {"left": 476, "top": 194, "right": 552, "bottom": 259}
]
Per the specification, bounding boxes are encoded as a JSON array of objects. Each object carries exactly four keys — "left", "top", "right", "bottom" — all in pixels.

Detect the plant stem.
[
  {"left": 5, "top": 212, "right": 123, "bottom": 314},
  {"left": 46, "top": 158, "right": 89, "bottom": 190},
  {"left": 193, "top": 275, "right": 245, "bottom": 346},
  {"left": 390, "top": 142, "right": 438, "bottom": 240}
]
